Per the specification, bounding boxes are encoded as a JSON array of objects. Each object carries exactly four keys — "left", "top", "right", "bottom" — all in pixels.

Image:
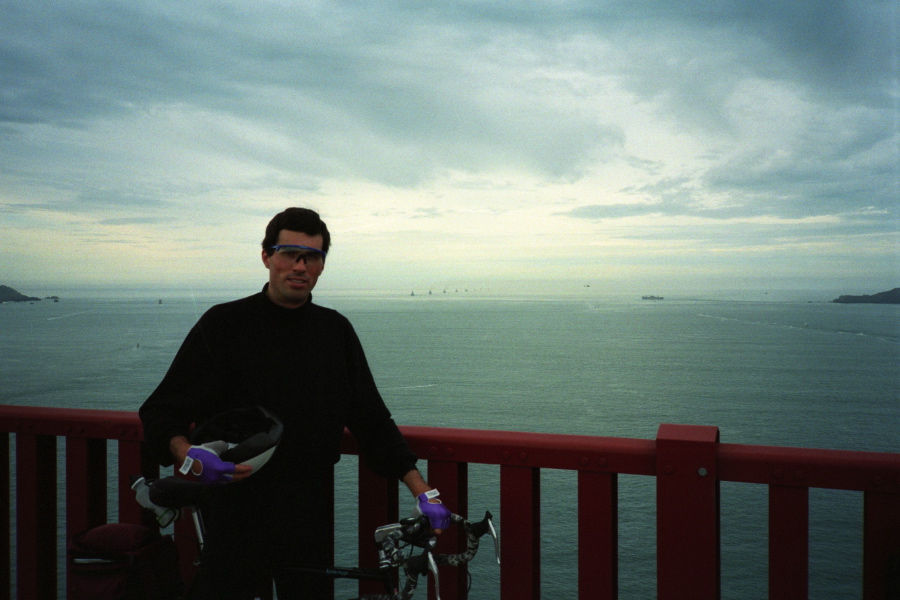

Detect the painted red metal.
[
  {"left": 399, "top": 425, "right": 657, "bottom": 475},
  {"left": 656, "top": 424, "right": 721, "bottom": 600},
  {"left": 863, "top": 491, "right": 900, "bottom": 600},
  {"left": 426, "top": 459, "right": 469, "bottom": 600},
  {"left": 578, "top": 470, "right": 617, "bottom": 600},
  {"left": 0, "top": 434, "right": 8, "bottom": 597},
  {"left": 357, "top": 459, "right": 397, "bottom": 597},
  {"left": 0, "top": 405, "right": 897, "bottom": 600},
  {"left": 65, "top": 436, "right": 108, "bottom": 535},
  {"left": 769, "top": 485, "right": 809, "bottom": 600},
  {"left": 717, "top": 442, "right": 899, "bottom": 490},
  {"left": 17, "top": 432, "right": 57, "bottom": 599},
  {"left": 501, "top": 465, "right": 541, "bottom": 600}
]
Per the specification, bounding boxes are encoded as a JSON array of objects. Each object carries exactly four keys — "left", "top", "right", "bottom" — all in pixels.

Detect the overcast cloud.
[{"left": 1, "top": 0, "right": 897, "bottom": 298}]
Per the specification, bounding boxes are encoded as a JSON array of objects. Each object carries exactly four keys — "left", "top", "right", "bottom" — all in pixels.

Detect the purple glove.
[
  {"left": 179, "top": 442, "right": 235, "bottom": 485},
  {"left": 416, "top": 489, "right": 451, "bottom": 530}
]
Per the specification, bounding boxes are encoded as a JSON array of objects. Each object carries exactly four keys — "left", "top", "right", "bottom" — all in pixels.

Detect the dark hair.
[{"left": 261, "top": 208, "right": 331, "bottom": 255}]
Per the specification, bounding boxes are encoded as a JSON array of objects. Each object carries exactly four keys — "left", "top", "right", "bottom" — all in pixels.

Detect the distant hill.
[
  {"left": 0, "top": 285, "right": 41, "bottom": 303},
  {"left": 832, "top": 288, "right": 900, "bottom": 304}
]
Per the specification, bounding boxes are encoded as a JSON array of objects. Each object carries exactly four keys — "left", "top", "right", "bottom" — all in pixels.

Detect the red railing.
[{"left": 0, "top": 405, "right": 897, "bottom": 600}]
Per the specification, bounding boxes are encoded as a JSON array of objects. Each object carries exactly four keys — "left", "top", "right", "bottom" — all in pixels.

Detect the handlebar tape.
[
  {"left": 147, "top": 476, "right": 212, "bottom": 509},
  {"left": 466, "top": 511, "right": 494, "bottom": 537}
]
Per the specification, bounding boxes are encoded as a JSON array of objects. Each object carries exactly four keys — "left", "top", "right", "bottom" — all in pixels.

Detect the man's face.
[{"left": 261, "top": 230, "right": 326, "bottom": 309}]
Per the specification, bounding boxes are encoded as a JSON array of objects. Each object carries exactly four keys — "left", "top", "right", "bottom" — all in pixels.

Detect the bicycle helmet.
[{"left": 189, "top": 406, "right": 283, "bottom": 475}]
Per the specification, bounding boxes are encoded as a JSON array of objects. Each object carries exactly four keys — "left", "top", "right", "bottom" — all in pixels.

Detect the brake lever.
[
  {"left": 486, "top": 514, "right": 501, "bottom": 564},
  {"left": 428, "top": 551, "right": 440, "bottom": 600},
  {"left": 468, "top": 511, "right": 501, "bottom": 564}
]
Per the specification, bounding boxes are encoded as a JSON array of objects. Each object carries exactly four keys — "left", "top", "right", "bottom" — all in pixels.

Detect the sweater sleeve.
[
  {"left": 139, "top": 317, "right": 220, "bottom": 466},
  {"left": 342, "top": 322, "right": 418, "bottom": 480}
]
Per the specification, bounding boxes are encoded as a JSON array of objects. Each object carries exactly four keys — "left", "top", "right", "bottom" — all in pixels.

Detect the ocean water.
[{"left": 1, "top": 292, "right": 898, "bottom": 598}]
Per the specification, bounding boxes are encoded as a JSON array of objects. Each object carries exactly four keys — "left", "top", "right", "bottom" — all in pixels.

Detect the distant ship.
[{"left": 642, "top": 295, "right": 664, "bottom": 300}]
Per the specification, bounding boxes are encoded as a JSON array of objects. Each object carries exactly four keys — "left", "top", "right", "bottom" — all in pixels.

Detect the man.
[{"left": 139, "top": 207, "right": 449, "bottom": 599}]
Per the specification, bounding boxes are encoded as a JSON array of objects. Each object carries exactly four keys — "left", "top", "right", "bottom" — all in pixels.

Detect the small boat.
[{"left": 642, "top": 295, "right": 664, "bottom": 300}]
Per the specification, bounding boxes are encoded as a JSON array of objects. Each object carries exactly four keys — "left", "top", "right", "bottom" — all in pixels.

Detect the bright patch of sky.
[{"left": 1, "top": 0, "right": 897, "bottom": 299}]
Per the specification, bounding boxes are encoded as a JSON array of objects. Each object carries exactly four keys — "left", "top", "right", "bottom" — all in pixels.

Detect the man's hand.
[
  {"left": 402, "top": 469, "right": 451, "bottom": 534},
  {"left": 416, "top": 489, "right": 452, "bottom": 532},
  {"left": 171, "top": 436, "right": 252, "bottom": 484}
]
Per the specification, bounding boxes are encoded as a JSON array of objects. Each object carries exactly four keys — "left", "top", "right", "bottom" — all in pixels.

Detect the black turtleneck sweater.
[{"left": 139, "top": 288, "right": 418, "bottom": 483}]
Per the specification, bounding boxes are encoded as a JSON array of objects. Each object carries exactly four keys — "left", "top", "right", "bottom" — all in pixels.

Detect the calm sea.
[{"left": 1, "top": 292, "right": 898, "bottom": 599}]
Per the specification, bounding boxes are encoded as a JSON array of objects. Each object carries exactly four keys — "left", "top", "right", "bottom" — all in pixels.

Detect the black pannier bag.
[{"left": 67, "top": 523, "right": 183, "bottom": 600}]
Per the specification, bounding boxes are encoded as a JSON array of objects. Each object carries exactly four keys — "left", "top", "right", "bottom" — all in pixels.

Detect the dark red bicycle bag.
[{"left": 67, "top": 523, "right": 183, "bottom": 600}]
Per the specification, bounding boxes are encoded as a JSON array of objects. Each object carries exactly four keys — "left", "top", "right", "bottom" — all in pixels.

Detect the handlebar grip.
[{"left": 399, "top": 515, "right": 435, "bottom": 548}]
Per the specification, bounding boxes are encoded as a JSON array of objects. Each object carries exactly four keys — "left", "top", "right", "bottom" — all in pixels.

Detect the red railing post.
[
  {"left": 0, "top": 433, "right": 9, "bottom": 600},
  {"left": 16, "top": 432, "right": 57, "bottom": 600},
  {"left": 65, "top": 436, "right": 108, "bottom": 536},
  {"left": 656, "top": 424, "right": 720, "bottom": 600},
  {"left": 500, "top": 464, "right": 540, "bottom": 600},
  {"left": 863, "top": 490, "right": 900, "bottom": 600},
  {"left": 768, "top": 485, "right": 809, "bottom": 599},
  {"left": 357, "top": 458, "right": 399, "bottom": 597},
  {"left": 578, "top": 470, "right": 618, "bottom": 600},
  {"left": 427, "top": 459, "right": 469, "bottom": 600}
]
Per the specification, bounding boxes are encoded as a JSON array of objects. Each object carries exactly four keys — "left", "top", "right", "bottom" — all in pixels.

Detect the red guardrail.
[{"left": 0, "top": 405, "right": 897, "bottom": 599}]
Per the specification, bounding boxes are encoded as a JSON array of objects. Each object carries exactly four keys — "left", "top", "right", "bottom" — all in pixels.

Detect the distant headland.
[
  {"left": 0, "top": 285, "right": 48, "bottom": 303},
  {"left": 832, "top": 288, "right": 900, "bottom": 304}
]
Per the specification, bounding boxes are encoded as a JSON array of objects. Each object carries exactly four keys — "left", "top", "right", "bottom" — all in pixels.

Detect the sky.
[{"left": 1, "top": 1, "right": 898, "bottom": 300}]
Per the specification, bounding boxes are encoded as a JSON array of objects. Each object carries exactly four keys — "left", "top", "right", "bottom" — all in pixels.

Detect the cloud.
[
  {"left": 1, "top": 1, "right": 626, "bottom": 185},
  {"left": 0, "top": 0, "right": 896, "bottom": 292}
]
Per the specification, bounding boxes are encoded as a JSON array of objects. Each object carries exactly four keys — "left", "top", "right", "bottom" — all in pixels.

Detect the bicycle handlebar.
[
  {"left": 364, "top": 511, "right": 500, "bottom": 600},
  {"left": 134, "top": 476, "right": 499, "bottom": 600},
  {"left": 144, "top": 475, "right": 211, "bottom": 509}
]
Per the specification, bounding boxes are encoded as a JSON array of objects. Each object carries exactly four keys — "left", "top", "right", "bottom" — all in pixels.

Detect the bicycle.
[{"left": 132, "top": 475, "right": 500, "bottom": 600}]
